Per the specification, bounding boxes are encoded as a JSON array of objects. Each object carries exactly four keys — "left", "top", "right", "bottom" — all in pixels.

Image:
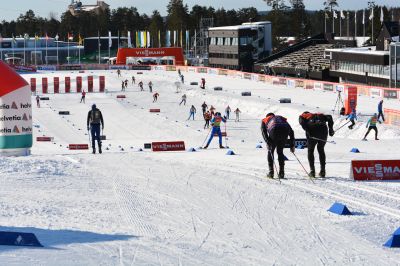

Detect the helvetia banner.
[{"left": 0, "top": 61, "right": 32, "bottom": 154}]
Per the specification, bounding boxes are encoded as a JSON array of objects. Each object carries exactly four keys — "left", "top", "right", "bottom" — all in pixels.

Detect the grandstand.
[{"left": 254, "top": 33, "right": 355, "bottom": 81}]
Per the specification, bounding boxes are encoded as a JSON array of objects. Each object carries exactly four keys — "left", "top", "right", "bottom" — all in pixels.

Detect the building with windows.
[
  {"left": 326, "top": 46, "right": 390, "bottom": 87},
  {"left": 390, "top": 42, "right": 400, "bottom": 88},
  {"left": 0, "top": 37, "right": 82, "bottom": 65},
  {"left": 208, "top": 21, "right": 272, "bottom": 72},
  {"left": 68, "top": 1, "right": 109, "bottom": 16}
]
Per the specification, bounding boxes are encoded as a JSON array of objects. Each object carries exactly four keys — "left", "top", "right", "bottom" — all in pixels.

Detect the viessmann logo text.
[
  {"left": 135, "top": 50, "right": 166, "bottom": 57},
  {"left": 354, "top": 164, "right": 400, "bottom": 177}
]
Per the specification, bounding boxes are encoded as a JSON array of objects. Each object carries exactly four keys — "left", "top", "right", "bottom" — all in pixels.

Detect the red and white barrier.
[
  {"left": 76, "top": 76, "right": 82, "bottom": 93},
  {"left": 69, "top": 144, "right": 89, "bottom": 150},
  {"left": 29, "top": 76, "right": 106, "bottom": 94},
  {"left": 36, "top": 137, "right": 54, "bottom": 142},
  {"left": 54, "top": 77, "right": 60, "bottom": 93},
  {"left": 65, "top": 77, "right": 71, "bottom": 93},
  {"left": 42, "top": 77, "right": 48, "bottom": 94},
  {"left": 351, "top": 160, "right": 400, "bottom": 181},
  {"left": 30, "top": 78, "right": 36, "bottom": 93},
  {"left": 152, "top": 141, "right": 185, "bottom": 152}
]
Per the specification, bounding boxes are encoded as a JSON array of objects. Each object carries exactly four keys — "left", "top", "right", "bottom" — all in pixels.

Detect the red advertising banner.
[
  {"left": 152, "top": 141, "right": 186, "bottom": 152},
  {"left": 149, "top": 109, "right": 161, "bottom": 113},
  {"left": 99, "top": 76, "right": 105, "bottom": 92},
  {"left": 351, "top": 160, "right": 400, "bottom": 181},
  {"left": 30, "top": 78, "right": 36, "bottom": 93},
  {"left": 68, "top": 144, "right": 89, "bottom": 150},
  {"left": 88, "top": 76, "right": 94, "bottom": 92},
  {"left": 384, "top": 108, "right": 400, "bottom": 126},
  {"left": 65, "top": 77, "right": 71, "bottom": 93},
  {"left": 42, "top": 77, "right": 48, "bottom": 94},
  {"left": 76, "top": 76, "right": 82, "bottom": 93},
  {"left": 344, "top": 86, "right": 358, "bottom": 115},
  {"left": 117, "top": 95, "right": 126, "bottom": 99},
  {"left": 36, "top": 137, "right": 53, "bottom": 142},
  {"left": 54, "top": 77, "right": 59, "bottom": 94}
]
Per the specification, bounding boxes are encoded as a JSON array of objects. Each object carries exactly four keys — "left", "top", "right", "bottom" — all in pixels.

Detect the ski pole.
[
  {"left": 268, "top": 148, "right": 281, "bottom": 183},
  {"left": 334, "top": 120, "right": 351, "bottom": 132},
  {"left": 201, "top": 127, "right": 212, "bottom": 147},
  {"left": 224, "top": 123, "right": 229, "bottom": 148},
  {"left": 292, "top": 152, "right": 314, "bottom": 183},
  {"left": 309, "top": 137, "right": 336, "bottom": 144}
]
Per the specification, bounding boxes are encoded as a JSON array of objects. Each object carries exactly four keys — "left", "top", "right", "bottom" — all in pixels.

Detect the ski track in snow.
[{"left": 0, "top": 69, "right": 399, "bottom": 265}]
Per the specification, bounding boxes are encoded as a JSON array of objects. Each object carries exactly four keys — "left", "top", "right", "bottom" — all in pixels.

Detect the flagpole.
[
  {"left": 23, "top": 36, "right": 26, "bottom": 65},
  {"left": 68, "top": 34, "right": 70, "bottom": 65},
  {"left": 34, "top": 36, "right": 37, "bottom": 65},
  {"left": 340, "top": 13, "right": 342, "bottom": 37},
  {"left": 332, "top": 11, "right": 335, "bottom": 33},
  {"left": 98, "top": 31, "right": 101, "bottom": 64},
  {"left": 363, "top": 10, "right": 366, "bottom": 40},
  {"left": 56, "top": 36, "right": 59, "bottom": 65},
  {"left": 372, "top": 10, "right": 374, "bottom": 45},
  {"left": 324, "top": 13, "right": 327, "bottom": 34},
  {"left": 347, "top": 12, "right": 349, "bottom": 38},
  {"left": 355, "top": 12, "right": 357, "bottom": 38},
  {"left": 78, "top": 35, "right": 81, "bottom": 65},
  {"left": 46, "top": 36, "right": 48, "bottom": 65}
]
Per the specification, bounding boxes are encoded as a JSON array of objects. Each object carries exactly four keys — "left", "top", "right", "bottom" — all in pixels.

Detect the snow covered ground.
[{"left": 0, "top": 69, "right": 399, "bottom": 265}]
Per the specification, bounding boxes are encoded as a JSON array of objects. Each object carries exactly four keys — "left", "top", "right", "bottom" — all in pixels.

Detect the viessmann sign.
[
  {"left": 134, "top": 50, "right": 166, "bottom": 57},
  {"left": 351, "top": 160, "right": 400, "bottom": 181}
]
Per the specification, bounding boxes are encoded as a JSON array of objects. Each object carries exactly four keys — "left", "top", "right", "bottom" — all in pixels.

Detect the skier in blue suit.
[{"left": 203, "top": 112, "right": 226, "bottom": 149}]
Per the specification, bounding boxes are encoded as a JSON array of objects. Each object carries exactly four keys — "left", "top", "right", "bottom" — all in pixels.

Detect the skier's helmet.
[
  {"left": 216, "top": 112, "right": 221, "bottom": 116},
  {"left": 266, "top": 113, "right": 275, "bottom": 117},
  {"left": 92, "top": 104, "right": 96, "bottom": 110}
]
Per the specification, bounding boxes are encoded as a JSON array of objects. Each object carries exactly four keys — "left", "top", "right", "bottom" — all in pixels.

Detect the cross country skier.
[
  {"left": 36, "top": 95, "right": 40, "bottom": 108},
  {"left": 124, "top": 79, "right": 128, "bottom": 89},
  {"left": 179, "top": 94, "right": 187, "bottom": 106},
  {"left": 234, "top": 108, "right": 241, "bottom": 122},
  {"left": 117, "top": 69, "right": 121, "bottom": 77},
  {"left": 225, "top": 105, "right": 231, "bottom": 119},
  {"left": 188, "top": 105, "right": 196, "bottom": 120},
  {"left": 377, "top": 100, "right": 385, "bottom": 122},
  {"left": 180, "top": 74, "right": 185, "bottom": 84},
  {"left": 299, "top": 112, "right": 334, "bottom": 178},
  {"left": 204, "top": 110, "right": 212, "bottom": 129},
  {"left": 121, "top": 81, "right": 125, "bottom": 91},
  {"left": 346, "top": 109, "right": 357, "bottom": 129},
  {"left": 132, "top": 76, "right": 136, "bottom": 84},
  {"left": 87, "top": 104, "right": 104, "bottom": 154},
  {"left": 209, "top": 105, "right": 216, "bottom": 117},
  {"left": 138, "top": 81, "right": 144, "bottom": 91},
  {"left": 200, "top": 78, "right": 206, "bottom": 89},
  {"left": 80, "top": 90, "right": 86, "bottom": 103},
  {"left": 148, "top": 81, "right": 153, "bottom": 92},
  {"left": 153, "top": 92, "right": 159, "bottom": 103},
  {"left": 203, "top": 112, "right": 226, "bottom": 149},
  {"left": 201, "top": 101, "right": 208, "bottom": 113},
  {"left": 363, "top": 113, "right": 381, "bottom": 141},
  {"left": 261, "top": 113, "right": 295, "bottom": 179},
  {"left": 178, "top": 69, "right": 181, "bottom": 76}
]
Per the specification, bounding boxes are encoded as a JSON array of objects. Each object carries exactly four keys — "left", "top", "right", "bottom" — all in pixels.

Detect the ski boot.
[
  {"left": 267, "top": 171, "right": 274, "bottom": 179},
  {"left": 278, "top": 171, "right": 285, "bottom": 179},
  {"left": 319, "top": 169, "right": 326, "bottom": 178},
  {"left": 92, "top": 148, "right": 96, "bottom": 154},
  {"left": 203, "top": 145, "right": 208, "bottom": 149},
  {"left": 375, "top": 138, "right": 379, "bottom": 140},
  {"left": 309, "top": 170, "right": 316, "bottom": 178},
  {"left": 99, "top": 145, "right": 102, "bottom": 154},
  {"left": 219, "top": 145, "right": 225, "bottom": 149},
  {"left": 278, "top": 165, "right": 285, "bottom": 179}
]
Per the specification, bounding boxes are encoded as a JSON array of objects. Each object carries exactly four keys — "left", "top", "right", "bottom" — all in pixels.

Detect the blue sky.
[{"left": 0, "top": 0, "right": 398, "bottom": 21}]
